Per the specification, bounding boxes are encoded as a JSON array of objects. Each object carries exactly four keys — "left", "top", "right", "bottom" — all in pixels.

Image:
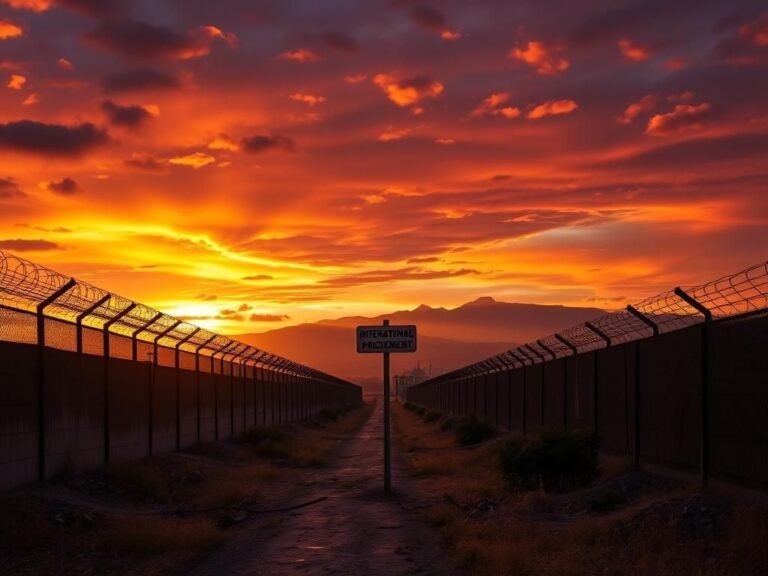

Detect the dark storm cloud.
[
  {"left": 57, "top": 0, "right": 121, "bottom": 16},
  {"left": 241, "top": 134, "right": 295, "bottom": 153},
  {"left": 408, "top": 5, "right": 448, "bottom": 32},
  {"left": 101, "top": 99, "right": 154, "bottom": 128},
  {"left": 0, "top": 177, "right": 25, "bottom": 198},
  {"left": 46, "top": 177, "right": 80, "bottom": 195},
  {"left": 124, "top": 154, "right": 166, "bottom": 171},
  {"left": 86, "top": 19, "right": 198, "bottom": 60},
  {"left": 0, "top": 120, "right": 107, "bottom": 156},
  {"left": 322, "top": 32, "right": 358, "bottom": 53},
  {"left": 0, "top": 239, "right": 61, "bottom": 251},
  {"left": 102, "top": 68, "right": 180, "bottom": 93}
]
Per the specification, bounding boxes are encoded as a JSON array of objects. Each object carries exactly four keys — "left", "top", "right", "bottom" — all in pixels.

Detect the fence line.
[
  {"left": 407, "top": 260, "right": 768, "bottom": 489},
  {"left": 417, "top": 260, "right": 768, "bottom": 380},
  {"left": 0, "top": 250, "right": 360, "bottom": 487}
]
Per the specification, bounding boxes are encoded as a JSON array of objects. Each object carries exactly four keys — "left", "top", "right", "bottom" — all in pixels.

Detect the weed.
[
  {"left": 499, "top": 430, "right": 600, "bottom": 492},
  {"left": 454, "top": 414, "right": 495, "bottom": 446},
  {"left": 424, "top": 410, "right": 442, "bottom": 423}
]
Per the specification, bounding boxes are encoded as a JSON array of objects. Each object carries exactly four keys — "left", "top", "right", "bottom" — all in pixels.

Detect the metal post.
[
  {"left": 36, "top": 278, "right": 76, "bottom": 481},
  {"left": 213, "top": 341, "right": 238, "bottom": 440},
  {"left": 626, "top": 305, "right": 659, "bottom": 469},
  {"left": 194, "top": 335, "right": 217, "bottom": 445},
  {"left": 174, "top": 327, "right": 200, "bottom": 450},
  {"left": 525, "top": 345, "right": 546, "bottom": 426},
  {"left": 150, "top": 320, "right": 180, "bottom": 455},
  {"left": 383, "top": 319, "right": 392, "bottom": 494},
  {"left": 103, "top": 302, "right": 137, "bottom": 466},
  {"left": 132, "top": 312, "right": 162, "bottom": 361},
  {"left": 674, "top": 287, "right": 712, "bottom": 486},
  {"left": 76, "top": 294, "right": 110, "bottom": 354},
  {"left": 585, "top": 322, "right": 611, "bottom": 434},
  {"left": 509, "top": 349, "right": 529, "bottom": 434},
  {"left": 555, "top": 333, "right": 578, "bottom": 430}
]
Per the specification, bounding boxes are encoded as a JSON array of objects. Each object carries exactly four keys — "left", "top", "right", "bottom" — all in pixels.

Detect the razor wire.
[
  {"left": 421, "top": 259, "right": 768, "bottom": 382},
  {"left": 0, "top": 250, "right": 350, "bottom": 386}
]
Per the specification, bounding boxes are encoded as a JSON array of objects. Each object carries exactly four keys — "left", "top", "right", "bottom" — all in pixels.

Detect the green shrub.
[
  {"left": 424, "top": 410, "right": 442, "bottom": 423},
  {"left": 454, "top": 414, "right": 495, "bottom": 446},
  {"left": 499, "top": 430, "right": 600, "bottom": 492},
  {"left": 415, "top": 406, "right": 427, "bottom": 418}
]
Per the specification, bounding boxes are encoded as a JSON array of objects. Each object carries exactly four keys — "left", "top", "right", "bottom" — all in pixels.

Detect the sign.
[{"left": 356, "top": 324, "right": 417, "bottom": 353}]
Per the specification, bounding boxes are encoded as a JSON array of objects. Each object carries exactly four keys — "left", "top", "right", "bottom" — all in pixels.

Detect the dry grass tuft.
[{"left": 393, "top": 402, "right": 768, "bottom": 576}]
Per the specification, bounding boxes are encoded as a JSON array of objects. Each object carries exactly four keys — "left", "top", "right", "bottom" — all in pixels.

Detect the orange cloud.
[
  {"left": 373, "top": 73, "right": 444, "bottom": 108},
  {"left": 377, "top": 127, "right": 412, "bottom": 142},
  {"left": 289, "top": 93, "right": 326, "bottom": 106},
  {"left": 527, "top": 99, "right": 579, "bottom": 119},
  {"left": 508, "top": 41, "right": 569, "bottom": 75},
  {"left": 617, "top": 94, "right": 658, "bottom": 124},
  {"left": 0, "top": 0, "right": 51, "bottom": 11},
  {"left": 344, "top": 73, "right": 367, "bottom": 84},
  {"left": 663, "top": 57, "right": 687, "bottom": 71},
  {"left": 279, "top": 49, "right": 321, "bottom": 62},
  {"left": 57, "top": 57, "right": 74, "bottom": 71},
  {"left": 435, "top": 138, "right": 455, "bottom": 145},
  {"left": 471, "top": 93, "right": 523, "bottom": 121},
  {"left": 22, "top": 92, "right": 38, "bottom": 106},
  {"left": 208, "top": 134, "right": 239, "bottom": 151},
  {"left": 440, "top": 30, "right": 461, "bottom": 41},
  {"left": 168, "top": 152, "right": 216, "bottom": 168},
  {"left": 739, "top": 13, "right": 768, "bottom": 47},
  {"left": 646, "top": 103, "right": 712, "bottom": 135},
  {"left": 0, "top": 19, "right": 23, "bottom": 40},
  {"left": 7, "top": 73, "right": 25, "bottom": 89},
  {"left": 618, "top": 38, "right": 651, "bottom": 61}
]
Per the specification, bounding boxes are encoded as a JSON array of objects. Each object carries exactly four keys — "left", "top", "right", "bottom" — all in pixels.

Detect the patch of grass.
[
  {"left": 499, "top": 430, "right": 600, "bottom": 492},
  {"left": 240, "top": 425, "right": 295, "bottom": 459},
  {"left": 423, "top": 410, "right": 442, "bottom": 423},
  {"left": 454, "top": 414, "right": 496, "bottom": 446}
]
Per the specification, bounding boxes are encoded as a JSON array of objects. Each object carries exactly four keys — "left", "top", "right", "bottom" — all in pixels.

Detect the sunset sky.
[{"left": 1, "top": 0, "right": 767, "bottom": 333}]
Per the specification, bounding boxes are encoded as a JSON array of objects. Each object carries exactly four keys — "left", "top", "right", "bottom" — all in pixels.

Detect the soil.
[{"left": 187, "top": 398, "right": 464, "bottom": 576}]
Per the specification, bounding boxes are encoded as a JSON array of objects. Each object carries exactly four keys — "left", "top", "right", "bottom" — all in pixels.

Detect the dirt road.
[{"left": 188, "top": 398, "right": 461, "bottom": 576}]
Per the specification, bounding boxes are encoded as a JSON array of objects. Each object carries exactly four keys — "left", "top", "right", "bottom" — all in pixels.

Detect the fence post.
[
  {"left": 555, "top": 334, "right": 578, "bottom": 430},
  {"left": 131, "top": 312, "right": 162, "bottom": 362},
  {"left": 76, "top": 294, "right": 110, "bottom": 355},
  {"left": 150, "top": 320, "right": 180, "bottom": 456},
  {"left": 194, "top": 336, "right": 217, "bottom": 445},
  {"left": 626, "top": 305, "right": 659, "bottom": 469},
  {"left": 174, "top": 328, "right": 200, "bottom": 451},
  {"left": 102, "top": 302, "right": 137, "bottom": 466},
  {"left": 538, "top": 340, "right": 557, "bottom": 427},
  {"left": 524, "top": 345, "right": 546, "bottom": 427},
  {"left": 585, "top": 322, "right": 611, "bottom": 435},
  {"left": 36, "top": 278, "right": 76, "bottom": 481},
  {"left": 674, "top": 287, "right": 713, "bottom": 487},
  {"left": 510, "top": 348, "right": 530, "bottom": 434}
]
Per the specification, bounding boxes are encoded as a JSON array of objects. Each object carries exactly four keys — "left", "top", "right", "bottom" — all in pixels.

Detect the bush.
[
  {"left": 454, "top": 414, "right": 495, "bottom": 446},
  {"left": 424, "top": 410, "right": 442, "bottom": 423},
  {"left": 441, "top": 417, "right": 458, "bottom": 432},
  {"left": 499, "top": 430, "right": 600, "bottom": 492},
  {"left": 240, "top": 426, "right": 293, "bottom": 458},
  {"left": 415, "top": 406, "right": 427, "bottom": 418},
  {"left": 320, "top": 408, "right": 341, "bottom": 421}
]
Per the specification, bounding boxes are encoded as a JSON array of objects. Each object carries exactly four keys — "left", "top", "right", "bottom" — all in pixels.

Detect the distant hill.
[
  {"left": 316, "top": 297, "right": 604, "bottom": 343},
  {"left": 237, "top": 298, "right": 603, "bottom": 388}
]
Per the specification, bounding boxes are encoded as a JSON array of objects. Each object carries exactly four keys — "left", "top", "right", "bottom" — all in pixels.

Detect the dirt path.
[{"left": 188, "top": 398, "right": 462, "bottom": 576}]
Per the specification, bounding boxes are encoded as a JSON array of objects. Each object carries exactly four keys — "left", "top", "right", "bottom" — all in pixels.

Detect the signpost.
[{"left": 356, "top": 320, "right": 417, "bottom": 493}]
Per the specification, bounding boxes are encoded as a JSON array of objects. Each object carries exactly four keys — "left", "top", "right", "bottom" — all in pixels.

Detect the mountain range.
[{"left": 237, "top": 298, "right": 603, "bottom": 389}]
